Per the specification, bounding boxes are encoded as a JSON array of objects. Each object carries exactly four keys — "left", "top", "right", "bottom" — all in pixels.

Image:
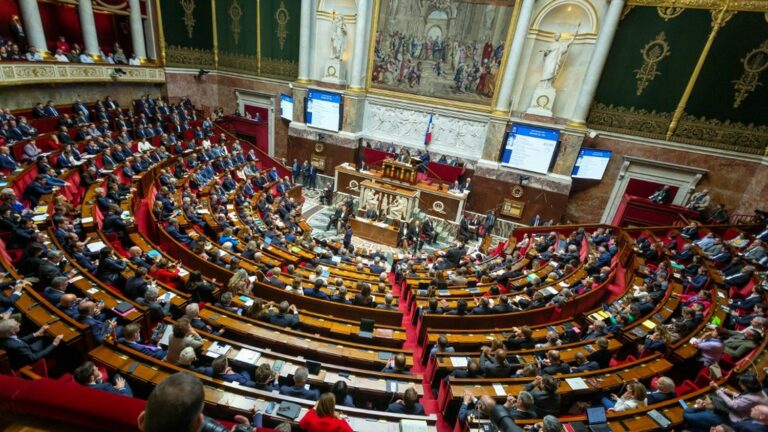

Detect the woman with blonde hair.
[
  {"left": 298, "top": 392, "right": 353, "bottom": 432},
  {"left": 228, "top": 268, "right": 251, "bottom": 295},
  {"left": 604, "top": 381, "right": 647, "bottom": 412}
]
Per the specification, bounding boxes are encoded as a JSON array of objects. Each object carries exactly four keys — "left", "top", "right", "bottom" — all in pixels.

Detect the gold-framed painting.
[
  {"left": 366, "top": 0, "right": 519, "bottom": 110},
  {"left": 310, "top": 154, "right": 327, "bottom": 171},
  {"left": 500, "top": 198, "right": 525, "bottom": 218}
]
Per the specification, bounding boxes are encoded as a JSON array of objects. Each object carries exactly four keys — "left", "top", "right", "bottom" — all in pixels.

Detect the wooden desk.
[{"left": 350, "top": 217, "right": 399, "bottom": 247}]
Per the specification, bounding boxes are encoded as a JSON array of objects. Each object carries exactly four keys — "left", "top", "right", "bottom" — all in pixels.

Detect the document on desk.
[
  {"left": 86, "top": 241, "right": 107, "bottom": 252},
  {"left": 450, "top": 357, "right": 468, "bottom": 368},
  {"left": 565, "top": 377, "right": 589, "bottom": 390},
  {"left": 400, "top": 419, "right": 429, "bottom": 432},
  {"left": 492, "top": 383, "right": 506, "bottom": 396},
  {"left": 233, "top": 348, "right": 261, "bottom": 365}
]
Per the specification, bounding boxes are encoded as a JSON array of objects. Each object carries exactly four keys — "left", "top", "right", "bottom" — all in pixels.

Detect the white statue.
[
  {"left": 331, "top": 13, "right": 347, "bottom": 59},
  {"left": 539, "top": 29, "right": 578, "bottom": 88},
  {"left": 388, "top": 196, "right": 407, "bottom": 220}
]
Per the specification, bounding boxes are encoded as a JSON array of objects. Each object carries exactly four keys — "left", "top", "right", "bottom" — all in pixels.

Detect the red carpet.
[{"left": 390, "top": 273, "right": 454, "bottom": 432}]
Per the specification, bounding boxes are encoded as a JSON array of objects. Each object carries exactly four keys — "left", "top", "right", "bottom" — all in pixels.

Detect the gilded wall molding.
[
  {"left": 634, "top": 32, "right": 671, "bottom": 96},
  {"left": 260, "top": 58, "right": 298, "bottom": 78},
  {"left": 166, "top": 45, "right": 215, "bottom": 67},
  {"left": 627, "top": 0, "right": 768, "bottom": 12},
  {"left": 0, "top": 63, "right": 165, "bottom": 87},
  {"left": 219, "top": 51, "right": 258, "bottom": 72},
  {"left": 587, "top": 102, "right": 768, "bottom": 155}
]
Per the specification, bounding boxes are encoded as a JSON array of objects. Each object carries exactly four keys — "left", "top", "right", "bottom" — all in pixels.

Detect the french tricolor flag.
[{"left": 424, "top": 113, "right": 434, "bottom": 146}]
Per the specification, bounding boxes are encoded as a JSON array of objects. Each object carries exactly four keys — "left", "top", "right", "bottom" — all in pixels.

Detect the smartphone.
[
  {"left": 265, "top": 401, "right": 276, "bottom": 414},
  {"left": 679, "top": 400, "right": 688, "bottom": 410}
]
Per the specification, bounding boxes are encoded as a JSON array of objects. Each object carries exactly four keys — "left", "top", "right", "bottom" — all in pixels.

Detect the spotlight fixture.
[
  {"left": 196, "top": 69, "right": 210, "bottom": 80},
  {"left": 111, "top": 68, "right": 127, "bottom": 78}
]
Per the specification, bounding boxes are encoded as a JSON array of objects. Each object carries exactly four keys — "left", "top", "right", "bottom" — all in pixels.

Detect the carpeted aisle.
[{"left": 389, "top": 274, "right": 454, "bottom": 432}]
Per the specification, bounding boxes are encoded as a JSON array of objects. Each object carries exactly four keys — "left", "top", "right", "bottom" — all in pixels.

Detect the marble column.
[
  {"left": 349, "top": 0, "right": 372, "bottom": 89},
  {"left": 128, "top": 0, "right": 147, "bottom": 59},
  {"left": 493, "top": 0, "right": 536, "bottom": 114},
  {"left": 79, "top": 0, "right": 101, "bottom": 56},
  {"left": 18, "top": 0, "right": 48, "bottom": 53},
  {"left": 297, "top": 0, "right": 313, "bottom": 82},
  {"left": 569, "top": 0, "right": 625, "bottom": 127}
]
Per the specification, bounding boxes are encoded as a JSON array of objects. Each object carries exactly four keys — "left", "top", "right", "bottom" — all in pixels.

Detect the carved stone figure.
[
  {"left": 331, "top": 14, "right": 347, "bottom": 60},
  {"left": 539, "top": 33, "right": 574, "bottom": 88}
]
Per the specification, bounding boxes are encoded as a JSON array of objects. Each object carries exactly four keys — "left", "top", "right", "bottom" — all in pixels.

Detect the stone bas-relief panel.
[
  {"left": 363, "top": 102, "right": 488, "bottom": 158},
  {"left": 370, "top": 0, "right": 516, "bottom": 106}
]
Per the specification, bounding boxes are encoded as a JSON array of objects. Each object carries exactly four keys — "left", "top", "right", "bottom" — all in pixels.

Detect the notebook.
[{"left": 586, "top": 407, "right": 612, "bottom": 432}]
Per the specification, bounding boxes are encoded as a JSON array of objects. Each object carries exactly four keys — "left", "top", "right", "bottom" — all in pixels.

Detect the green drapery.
[
  {"left": 593, "top": 7, "right": 710, "bottom": 112},
  {"left": 217, "top": 0, "right": 259, "bottom": 73},
  {"left": 161, "top": 0, "right": 215, "bottom": 68},
  {"left": 259, "top": 0, "right": 300, "bottom": 79}
]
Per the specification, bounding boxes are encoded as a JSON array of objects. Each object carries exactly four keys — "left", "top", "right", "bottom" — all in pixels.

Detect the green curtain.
[
  {"left": 686, "top": 12, "right": 768, "bottom": 127},
  {"left": 217, "top": 0, "right": 258, "bottom": 73},
  {"left": 593, "top": 7, "right": 711, "bottom": 112},
  {"left": 259, "top": 0, "right": 300, "bottom": 79},
  {"left": 161, "top": 0, "right": 215, "bottom": 67}
]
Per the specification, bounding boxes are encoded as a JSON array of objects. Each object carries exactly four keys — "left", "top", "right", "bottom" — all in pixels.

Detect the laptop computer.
[
  {"left": 358, "top": 318, "right": 375, "bottom": 338},
  {"left": 586, "top": 407, "right": 613, "bottom": 432},
  {"left": 305, "top": 359, "right": 322, "bottom": 375}
]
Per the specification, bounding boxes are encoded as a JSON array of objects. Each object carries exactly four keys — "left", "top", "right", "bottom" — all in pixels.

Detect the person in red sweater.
[{"left": 298, "top": 393, "right": 353, "bottom": 432}]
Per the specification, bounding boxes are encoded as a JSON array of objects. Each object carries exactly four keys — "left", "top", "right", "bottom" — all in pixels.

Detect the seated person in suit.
[
  {"left": 0, "top": 319, "right": 64, "bottom": 369},
  {"left": 376, "top": 292, "right": 398, "bottom": 310},
  {"left": 646, "top": 376, "right": 677, "bottom": 404},
  {"left": 304, "top": 279, "right": 330, "bottom": 300},
  {"left": 386, "top": 387, "right": 425, "bottom": 415},
  {"left": 480, "top": 348, "right": 512, "bottom": 378},
  {"left": 382, "top": 352, "right": 411, "bottom": 374},
  {"left": 137, "top": 287, "right": 172, "bottom": 322},
  {"left": 73, "top": 361, "right": 133, "bottom": 397},
  {"left": 77, "top": 300, "right": 115, "bottom": 344},
  {"left": 252, "top": 363, "right": 279, "bottom": 391},
  {"left": 42, "top": 276, "right": 69, "bottom": 306},
  {"left": 279, "top": 366, "right": 320, "bottom": 400},
  {"left": 267, "top": 300, "right": 300, "bottom": 329},
  {"left": 199, "top": 356, "right": 255, "bottom": 387},
  {"left": 120, "top": 323, "right": 166, "bottom": 359}
]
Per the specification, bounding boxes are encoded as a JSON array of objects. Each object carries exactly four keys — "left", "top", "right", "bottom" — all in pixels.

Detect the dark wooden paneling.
[
  {"left": 467, "top": 176, "right": 567, "bottom": 224},
  {"left": 287, "top": 136, "right": 356, "bottom": 175}
]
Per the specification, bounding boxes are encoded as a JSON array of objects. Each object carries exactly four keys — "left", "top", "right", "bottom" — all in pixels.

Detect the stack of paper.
[
  {"left": 565, "top": 377, "right": 589, "bottom": 390},
  {"left": 233, "top": 348, "right": 261, "bottom": 365},
  {"left": 206, "top": 342, "right": 232, "bottom": 358},
  {"left": 492, "top": 383, "right": 507, "bottom": 396},
  {"left": 450, "top": 357, "right": 468, "bottom": 368}
]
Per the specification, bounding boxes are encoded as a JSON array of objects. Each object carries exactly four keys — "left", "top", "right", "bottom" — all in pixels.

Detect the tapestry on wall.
[
  {"left": 260, "top": 0, "right": 300, "bottom": 79},
  {"left": 161, "top": 0, "right": 215, "bottom": 68},
  {"left": 369, "top": 0, "right": 516, "bottom": 106},
  {"left": 216, "top": 0, "right": 258, "bottom": 73}
]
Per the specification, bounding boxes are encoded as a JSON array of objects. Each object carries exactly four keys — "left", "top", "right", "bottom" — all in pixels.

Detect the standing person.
[
  {"left": 9, "top": 16, "right": 27, "bottom": 52},
  {"left": 343, "top": 224, "right": 353, "bottom": 252}
]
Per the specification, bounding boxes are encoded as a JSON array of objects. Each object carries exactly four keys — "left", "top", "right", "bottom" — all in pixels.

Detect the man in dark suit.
[
  {"left": 732, "top": 405, "right": 768, "bottom": 432},
  {"left": 165, "top": 218, "right": 195, "bottom": 247},
  {"left": 268, "top": 301, "right": 299, "bottom": 328},
  {"left": 23, "top": 176, "right": 54, "bottom": 207},
  {"left": 279, "top": 366, "right": 320, "bottom": 400},
  {"left": 386, "top": 387, "right": 425, "bottom": 415},
  {"left": 343, "top": 225, "right": 353, "bottom": 250},
  {"left": 480, "top": 348, "right": 512, "bottom": 378},
  {"left": 0, "top": 319, "right": 64, "bottom": 369},
  {"left": 123, "top": 267, "right": 149, "bottom": 300},
  {"left": 32, "top": 102, "right": 46, "bottom": 118},
  {"left": 0, "top": 146, "right": 19, "bottom": 171},
  {"left": 119, "top": 323, "right": 166, "bottom": 359},
  {"left": 44, "top": 101, "right": 60, "bottom": 117},
  {"left": 73, "top": 360, "right": 133, "bottom": 396},
  {"left": 460, "top": 177, "right": 472, "bottom": 194},
  {"left": 303, "top": 279, "right": 330, "bottom": 301},
  {"left": 42, "top": 276, "right": 68, "bottom": 306},
  {"left": 37, "top": 250, "right": 70, "bottom": 289}
]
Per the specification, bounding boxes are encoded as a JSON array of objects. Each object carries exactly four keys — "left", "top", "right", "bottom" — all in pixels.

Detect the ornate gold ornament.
[
  {"left": 511, "top": 185, "right": 524, "bottom": 198},
  {"left": 732, "top": 40, "right": 768, "bottom": 108},
  {"left": 275, "top": 0, "right": 290, "bottom": 51},
  {"left": 627, "top": 0, "right": 768, "bottom": 13},
  {"left": 229, "top": 0, "right": 243, "bottom": 45},
  {"left": 315, "top": 142, "right": 325, "bottom": 153},
  {"left": 711, "top": 8, "right": 737, "bottom": 26},
  {"left": 657, "top": 6, "right": 685, "bottom": 19},
  {"left": 634, "top": 32, "right": 671, "bottom": 96},
  {"left": 587, "top": 102, "right": 768, "bottom": 155},
  {"left": 180, "top": 0, "right": 197, "bottom": 38},
  {"left": 166, "top": 45, "right": 215, "bottom": 67}
]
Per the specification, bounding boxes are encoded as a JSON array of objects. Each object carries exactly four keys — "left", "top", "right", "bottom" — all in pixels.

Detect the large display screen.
[
  {"left": 572, "top": 148, "right": 612, "bottom": 179},
  {"left": 280, "top": 94, "right": 293, "bottom": 121},
  {"left": 501, "top": 124, "right": 560, "bottom": 174},
  {"left": 306, "top": 89, "right": 342, "bottom": 132}
]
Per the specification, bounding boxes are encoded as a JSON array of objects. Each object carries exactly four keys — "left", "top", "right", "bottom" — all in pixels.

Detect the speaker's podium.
[
  {"left": 349, "top": 180, "right": 417, "bottom": 247},
  {"left": 382, "top": 159, "right": 417, "bottom": 184}
]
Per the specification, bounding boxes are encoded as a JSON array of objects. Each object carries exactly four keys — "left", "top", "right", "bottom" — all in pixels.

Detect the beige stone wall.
[{"left": 565, "top": 136, "right": 768, "bottom": 223}]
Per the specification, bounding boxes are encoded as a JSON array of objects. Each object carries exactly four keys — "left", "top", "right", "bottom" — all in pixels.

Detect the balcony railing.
[{"left": 0, "top": 62, "right": 165, "bottom": 86}]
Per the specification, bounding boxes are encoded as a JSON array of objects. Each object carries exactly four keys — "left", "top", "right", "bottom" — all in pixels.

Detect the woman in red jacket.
[
  {"left": 150, "top": 257, "right": 182, "bottom": 289},
  {"left": 298, "top": 393, "right": 353, "bottom": 432}
]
